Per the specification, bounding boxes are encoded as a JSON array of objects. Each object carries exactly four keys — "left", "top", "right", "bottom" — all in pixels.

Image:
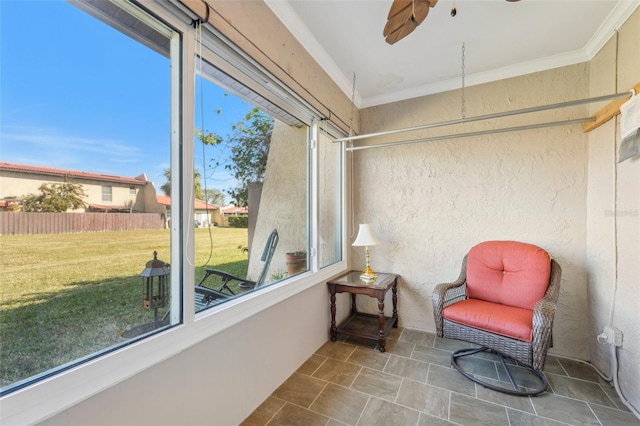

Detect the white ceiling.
[{"left": 266, "top": 0, "right": 639, "bottom": 108}]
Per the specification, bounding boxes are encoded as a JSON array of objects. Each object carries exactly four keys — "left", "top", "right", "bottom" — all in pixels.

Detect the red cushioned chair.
[{"left": 432, "top": 241, "right": 561, "bottom": 395}]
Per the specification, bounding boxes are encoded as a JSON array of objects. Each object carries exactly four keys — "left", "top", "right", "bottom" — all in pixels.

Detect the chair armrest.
[
  {"left": 531, "top": 296, "right": 557, "bottom": 370},
  {"left": 531, "top": 259, "right": 562, "bottom": 370},
  {"left": 432, "top": 256, "right": 468, "bottom": 336},
  {"left": 198, "top": 268, "right": 256, "bottom": 294}
]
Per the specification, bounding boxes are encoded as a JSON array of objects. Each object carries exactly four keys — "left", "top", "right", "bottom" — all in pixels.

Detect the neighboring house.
[
  {"left": 220, "top": 204, "right": 248, "bottom": 227},
  {"left": 0, "top": 162, "right": 165, "bottom": 213},
  {"left": 156, "top": 195, "right": 220, "bottom": 227}
]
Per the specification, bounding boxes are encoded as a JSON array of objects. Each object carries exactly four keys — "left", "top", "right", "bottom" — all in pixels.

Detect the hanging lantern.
[{"left": 139, "top": 251, "right": 169, "bottom": 326}]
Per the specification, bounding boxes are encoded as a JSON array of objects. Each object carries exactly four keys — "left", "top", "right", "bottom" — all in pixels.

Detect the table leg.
[
  {"left": 392, "top": 281, "right": 398, "bottom": 327},
  {"left": 350, "top": 293, "right": 357, "bottom": 314},
  {"left": 377, "top": 296, "right": 386, "bottom": 352},
  {"left": 330, "top": 289, "right": 337, "bottom": 341}
]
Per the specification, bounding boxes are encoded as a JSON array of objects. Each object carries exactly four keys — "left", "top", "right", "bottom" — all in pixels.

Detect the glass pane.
[
  {"left": 0, "top": 1, "right": 175, "bottom": 393},
  {"left": 193, "top": 59, "right": 309, "bottom": 312},
  {"left": 318, "top": 126, "right": 343, "bottom": 268}
]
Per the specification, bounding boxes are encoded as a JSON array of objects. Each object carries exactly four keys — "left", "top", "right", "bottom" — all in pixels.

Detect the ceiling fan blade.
[
  {"left": 385, "top": 19, "right": 418, "bottom": 45},
  {"left": 383, "top": 3, "right": 413, "bottom": 36},
  {"left": 383, "top": 0, "right": 437, "bottom": 43},
  {"left": 387, "top": 0, "right": 413, "bottom": 20}
]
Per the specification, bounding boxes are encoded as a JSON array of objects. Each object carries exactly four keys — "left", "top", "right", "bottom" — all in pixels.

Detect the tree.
[
  {"left": 196, "top": 106, "right": 273, "bottom": 207},
  {"left": 161, "top": 169, "right": 204, "bottom": 201},
  {"left": 220, "top": 108, "right": 273, "bottom": 207},
  {"left": 21, "top": 177, "right": 86, "bottom": 212},
  {"left": 225, "top": 108, "right": 273, "bottom": 206},
  {"left": 203, "top": 188, "right": 225, "bottom": 206}
]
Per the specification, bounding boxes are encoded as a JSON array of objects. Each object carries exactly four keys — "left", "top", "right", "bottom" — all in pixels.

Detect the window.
[
  {"left": 318, "top": 124, "right": 343, "bottom": 269},
  {"left": 0, "top": 0, "right": 345, "bottom": 407},
  {"left": 0, "top": 1, "right": 179, "bottom": 395},
  {"left": 192, "top": 58, "right": 311, "bottom": 311},
  {"left": 101, "top": 185, "right": 113, "bottom": 202}
]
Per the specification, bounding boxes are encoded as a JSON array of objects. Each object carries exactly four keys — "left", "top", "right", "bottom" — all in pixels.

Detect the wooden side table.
[{"left": 327, "top": 271, "right": 399, "bottom": 352}]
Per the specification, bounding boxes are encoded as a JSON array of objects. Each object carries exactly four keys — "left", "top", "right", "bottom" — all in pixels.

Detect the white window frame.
[{"left": 0, "top": 1, "right": 348, "bottom": 424}]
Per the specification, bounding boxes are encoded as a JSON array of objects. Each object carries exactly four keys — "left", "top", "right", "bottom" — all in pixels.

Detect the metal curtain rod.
[
  {"left": 334, "top": 91, "right": 630, "bottom": 143},
  {"left": 346, "top": 117, "right": 594, "bottom": 152}
]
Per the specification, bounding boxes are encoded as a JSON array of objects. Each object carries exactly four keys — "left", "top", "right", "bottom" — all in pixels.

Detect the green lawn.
[{"left": 0, "top": 227, "right": 248, "bottom": 388}]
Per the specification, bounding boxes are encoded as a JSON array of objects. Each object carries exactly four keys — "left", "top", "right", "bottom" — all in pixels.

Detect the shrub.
[{"left": 228, "top": 216, "right": 248, "bottom": 228}]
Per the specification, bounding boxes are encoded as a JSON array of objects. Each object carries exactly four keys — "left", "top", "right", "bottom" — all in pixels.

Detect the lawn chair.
[{"left": 195, "top": 229, "right": 279, "bottom": 312}]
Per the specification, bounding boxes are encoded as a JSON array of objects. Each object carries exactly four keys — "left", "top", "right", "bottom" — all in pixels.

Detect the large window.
[
  {"left": 0, "top": 0, "right": 344, "bottom": 406},
  {"left": 191, "top": 58, "right": 311, "bottom": 312},
  {"left": 0, "top": 1, "right": 178, "bottom": 394}
]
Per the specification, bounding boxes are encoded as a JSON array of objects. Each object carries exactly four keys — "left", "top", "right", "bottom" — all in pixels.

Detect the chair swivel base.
[{"left": 451, "top": 347, "right": 548, "bottom": 396}]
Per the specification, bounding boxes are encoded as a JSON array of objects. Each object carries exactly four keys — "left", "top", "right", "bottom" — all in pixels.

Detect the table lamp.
[{"left": 352, "top": 223, "right": 380, "bottom": 282}]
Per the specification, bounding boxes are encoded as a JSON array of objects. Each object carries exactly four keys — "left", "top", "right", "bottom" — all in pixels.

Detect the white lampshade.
[{"left": 352, "top": 224, "right": 380, "bottom": 247}]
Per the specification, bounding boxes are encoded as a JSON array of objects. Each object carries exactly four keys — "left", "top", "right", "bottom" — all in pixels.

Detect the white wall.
[
  {"left": 587, "top": 7, "right": 640, "bottom": 410},
  {"left": 356, "top": 63, "right": 591, "bottom": 360}
]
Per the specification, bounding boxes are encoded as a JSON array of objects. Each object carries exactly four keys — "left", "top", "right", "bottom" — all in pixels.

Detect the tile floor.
[{"left": 241, "top": 327, "right": 640, "bottom": 426}]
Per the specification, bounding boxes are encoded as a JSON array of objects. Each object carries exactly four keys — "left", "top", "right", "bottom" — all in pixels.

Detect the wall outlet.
[{"left": 604, "top": 325, "right": 623, "bottom": 347}]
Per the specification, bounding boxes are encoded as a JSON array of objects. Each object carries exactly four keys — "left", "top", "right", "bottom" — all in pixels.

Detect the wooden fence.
[{"left": 0, "top": 212, "right": 166, "bottom": 235}]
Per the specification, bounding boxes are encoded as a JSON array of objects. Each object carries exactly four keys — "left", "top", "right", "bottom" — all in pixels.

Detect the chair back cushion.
[{"left": 466, "top": 241, "right": 551, "bottom": 310}]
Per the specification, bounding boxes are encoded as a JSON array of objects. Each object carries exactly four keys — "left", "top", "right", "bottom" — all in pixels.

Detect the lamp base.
[{"left": 360, "top": 267, "right": 376, "bottom": 282}]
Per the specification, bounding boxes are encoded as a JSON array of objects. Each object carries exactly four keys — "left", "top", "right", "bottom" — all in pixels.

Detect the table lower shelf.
[{"left": 336, "top": 312, "right": 396, "bottom": 341}]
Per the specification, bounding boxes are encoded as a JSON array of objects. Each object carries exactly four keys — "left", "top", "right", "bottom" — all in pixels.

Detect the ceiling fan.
[{"left": 383, "top": 0, "right": 520, "bottom": 45}]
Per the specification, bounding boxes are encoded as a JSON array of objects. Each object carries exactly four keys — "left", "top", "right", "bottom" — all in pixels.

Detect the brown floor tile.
[
  {"left": 475, "top": 381, "right": 535, "bottom": 414},
  {"left": 397, "top": 379, "right": 450, "bottom": 420},
  {"left": 272, "top": 372, "right": 327, "bottom": 408},
  {"left": 530, "top": 392, "right": 601, "bottom": 425},
  {"left": 546, "top": 372, "right": 617, "bottom": 408},
  {"left": 358, "top": 396, "right": 420, "bottom": 426},
  {"left": 590, "top": 402, "right": 640, "bottom": 426},
  {"left": 347, "top": 346, "right": 390, "bottom": 370},
  {"left": 240, "top": 396, "right": 286, "bottom": 426},
  {"left": 557, "top": 358, "right": 604, "bottom": 383},
  {"left": 543, "top": 355, "right": 567, "bottom": 376},
  {"left": 315, "top": 341, "right": 357, "bottom": 361},
  {"left": 399, "top": 328, "right": 436, "bottom": 347},
  {"left": 383, "top": 338, "right": 415, "bottom": 357},
  {"left": 427, "top": 364, "right": 476, "bottom": 397},
  {"left": 312, "top": 358, "right": 362, "bottom": 387},
  {"left": 411, "top": 345, "right": 452, "bottom": 368},
  {"left": 267, "top": 402, "right": 328, "bottom": 426},
  {"left": 344, "top": 336, "right": 379, "bottom": 350},
  {"left": 449, "top": 393, "right": 509, "bottom": 425},
  {"left": 351, "top": 366, "right": 403, "bottom": 401},
  {"left": 297, "top": 354, "right": 326, "bottom": 375},
  {"left": 243, "top": 332, "right": 637, "bottom": 426},
  {"left": 506, "top": 408, "right": 567, "bottom": 426},
  {"left": 309, "top": 383, "right": 369, "bottom": 425},
  {"left": 383, "top": 354, "right": 430, "bottom": 382}
]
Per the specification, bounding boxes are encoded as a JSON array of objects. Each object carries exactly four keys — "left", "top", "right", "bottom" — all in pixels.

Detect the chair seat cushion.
[{"left": 443, "top": 298, "right": 534, "bottom": 342}]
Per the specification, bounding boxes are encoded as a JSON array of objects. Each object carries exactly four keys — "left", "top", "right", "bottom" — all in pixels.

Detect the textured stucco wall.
[
  {"left": 587, "top": 7, "right": 640, "bottom": 410},
  {"left": 356, "top": 63, "right": 591, "bottom": 360},
  {"left": 248, "top": 121, "right": 308, "bottom": 282}
]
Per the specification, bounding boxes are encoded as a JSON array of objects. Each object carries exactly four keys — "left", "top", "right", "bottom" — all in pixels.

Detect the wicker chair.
[{"left": 432, "top": 241, "right": 561, "bottom": 396}]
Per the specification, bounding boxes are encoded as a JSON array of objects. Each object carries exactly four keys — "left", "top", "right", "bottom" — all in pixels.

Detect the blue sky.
[{"left": 1, "top": 0, "right": 252, "bottom": 200}]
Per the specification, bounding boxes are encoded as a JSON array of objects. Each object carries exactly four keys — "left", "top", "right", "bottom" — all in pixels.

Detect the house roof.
[
  {"left": 156, "top": 195, "right": 219, "bottom": 210},
  {"left": 0, "top": 162, "right": 147, "bottom": 186},
  {"left": 221, "top": 205, "right": 248, "bottom": 215}
]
